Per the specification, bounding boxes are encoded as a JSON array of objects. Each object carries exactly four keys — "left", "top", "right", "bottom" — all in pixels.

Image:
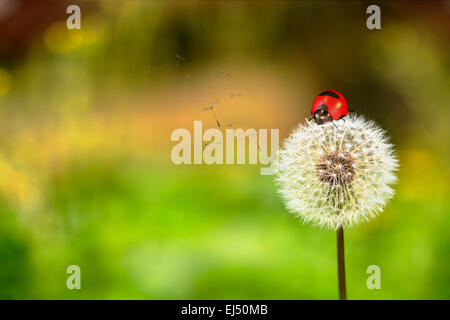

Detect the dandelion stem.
[{"left": 337, "top": 225, "right": 347, "bottom": 300}]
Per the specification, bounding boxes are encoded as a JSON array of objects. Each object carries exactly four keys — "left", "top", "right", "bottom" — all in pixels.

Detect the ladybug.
[{"left": 311, "top": 90, "right": 348, "bottom": 125}]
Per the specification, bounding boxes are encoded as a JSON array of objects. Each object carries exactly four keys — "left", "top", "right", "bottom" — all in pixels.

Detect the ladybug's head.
[{"left": 313, "top": 104, "right": 333, "bottom": 125}]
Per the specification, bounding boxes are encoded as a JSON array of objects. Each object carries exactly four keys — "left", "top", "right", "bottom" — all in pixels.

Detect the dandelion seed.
[
  {"left": 230, "top": 92, "right": 243, "bottom": 99},
  {"left": 220, "top": 69, "right": 231, "bottom": 77},
  {"left": 175, "top": 54, "right": 186, "bottom": 61},
  {"left": 202, "top": 100, "right": 221, "bottom": 128},
  {"left": 203, "top": 141, "right": 222, "bottom": 150}
]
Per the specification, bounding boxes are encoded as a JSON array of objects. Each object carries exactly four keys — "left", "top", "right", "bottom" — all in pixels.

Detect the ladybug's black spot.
[{"left": 318, "top": 91, "right": 340, "bottom": 99}]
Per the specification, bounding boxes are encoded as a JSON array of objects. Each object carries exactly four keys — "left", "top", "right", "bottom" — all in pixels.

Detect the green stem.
[{"left": 337, "top": 225, "right": 347, "bottom": 300}]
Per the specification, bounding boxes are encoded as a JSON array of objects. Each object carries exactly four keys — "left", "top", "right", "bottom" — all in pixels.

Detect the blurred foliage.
[{"left": 0, "top": 1, "right": 449, "bottom": 299}]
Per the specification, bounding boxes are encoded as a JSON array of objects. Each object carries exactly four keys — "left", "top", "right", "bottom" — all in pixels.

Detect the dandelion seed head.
[{"left": 276, "top": 114, "right": 398, "bottom": 230}]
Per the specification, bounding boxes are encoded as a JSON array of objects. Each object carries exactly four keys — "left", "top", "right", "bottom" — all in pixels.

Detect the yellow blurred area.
[
  {"left": 0, "top": 156, "right": 36, "bottom": 207},
  {"left": 0, "top": 61, "right": 304, "bottom": 212},
  {"left": 44, "top": 21, "right": 83, "bottom": 53},
  {"left": 397, "top": 150, "right": 449, "bottom": 201},
  {"left": 43, "top": 18, "right": 105, "bottom": 53},
  {"left": 0, "top": 68, "right": 12, "bottom": 96}
]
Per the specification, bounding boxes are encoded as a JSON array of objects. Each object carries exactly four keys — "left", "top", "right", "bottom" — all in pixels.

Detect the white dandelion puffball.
[{"left": 277, "top": 114, "right": 398, "bottom": 230}]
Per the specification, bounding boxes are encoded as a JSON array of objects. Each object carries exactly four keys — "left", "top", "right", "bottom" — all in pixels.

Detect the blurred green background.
[{"left": 0, "top": 0, "right": 449, "bottom": 299}]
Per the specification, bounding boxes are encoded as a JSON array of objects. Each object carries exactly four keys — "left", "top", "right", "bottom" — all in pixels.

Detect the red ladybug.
[{"left": 311, "top": 90, "right": 348, "bottom": 125}]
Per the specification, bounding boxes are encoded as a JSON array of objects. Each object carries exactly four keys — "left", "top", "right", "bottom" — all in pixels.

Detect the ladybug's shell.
[{"left": 311, "top": 90, "right": 348, "bottom": 120}]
